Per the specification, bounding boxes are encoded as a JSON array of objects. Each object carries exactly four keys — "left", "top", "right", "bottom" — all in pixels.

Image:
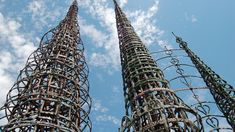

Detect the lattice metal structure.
[
  {"left": 172, "top": 33, "right": 235, "bottom": 129},
  {"left": 0, "top": 0, "right": 91, "bottom": 131},
  {"left": 152, "top": 47, "right": 232, "bottom": 131},
  {"left": 113, "top": 1, "right": 203, "bottom": 131}
]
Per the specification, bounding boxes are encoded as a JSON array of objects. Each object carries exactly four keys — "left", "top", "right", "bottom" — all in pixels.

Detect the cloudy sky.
[{"left": 0, "top": 0, "right": 234, "bottom": 131}]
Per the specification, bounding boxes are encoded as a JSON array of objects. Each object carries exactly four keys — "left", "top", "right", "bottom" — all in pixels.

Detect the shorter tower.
[
  {"left": 173, "top": 33, "right": 235, "bottom": 129},
  {"left": 0, "top": 0, "right": 91, "bottom": 131},
  {"left": 113, "top": 0, "right": 203, "bottom": 131}
]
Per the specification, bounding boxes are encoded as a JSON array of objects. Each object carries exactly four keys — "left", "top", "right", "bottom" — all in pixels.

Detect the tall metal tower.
[
  {"left": 152, "top": 46, "right": 233, "bottom": 131},
  {"left": 173, "top": 33, "right": 235, "bottom": 129},
  {"left": 113, "top": 1, "right": 203, "bottom": 131},
  {"left": 0, "top": 0, "right": 91, "bottom": 131}
]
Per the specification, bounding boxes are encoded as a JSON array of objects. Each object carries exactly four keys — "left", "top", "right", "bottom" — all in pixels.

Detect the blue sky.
[{"left": 0, "top": 0, "right": 234, "bottom": 131}]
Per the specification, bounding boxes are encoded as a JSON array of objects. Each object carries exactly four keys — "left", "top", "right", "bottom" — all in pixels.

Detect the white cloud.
[
  {"left": 79, "top": 0, "right": 172, "bottom": 70},
  {"left": 28, "top": 0, "right": 44, "bottom": 14},
  {"left": 191, "top": 15, "right": 198, "bottom": 23},
  {"left": 79, "top": 0, "right": 120, "bottom": 70},
  {"left": 90, "top": 53, "right": 111, "bottom": 68},
  {"left": 158, "top": 40, "right": 173, "bottom": 49},
  {"left": 0, "top": 74, "right": 13, "bottom": 104},
  {"left": 96, "top": 114, "right": 120, "bottom": 125},
  {"left": 0, "top": 13, "right": 36, "bottom": 59},
  {"left": 185, "top": 12, "right": 198, "bottom": 23},
  {"left": 112, "top": 86, "right": 120, "bottom": 93},
  {"left": 7, "top": 20, "right": 21, "bottom": 31},
  {"left": 0, "top": 12, "right": 37, "bottom": 108},
  {"left": 27, "top": 0, "right": 63, "bottom": 30},
  {"left": 0, "top": 52, "right": 14, "bottom": 104},
  {"left": 80, "top": 19, "right": 107, "bottom": 48},
  {"left": 119, "top": 0, "right": 128, "bottom": 7},
  {"left": 127, "top": 1, "right": 172, "bottom": 49},
  {"left": 92, "top": 99, "right": 122, "bottom": 126},
  {"left": 93, "top": 100, "right": 109, "bottom": 113}
]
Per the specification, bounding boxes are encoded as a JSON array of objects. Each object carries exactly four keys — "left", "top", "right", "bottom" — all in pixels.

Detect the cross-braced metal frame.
[
  {"left": 0, "top": 0, "right": 91, "bottom": 131},
  {"left": 113, "top": 0, "right": 203, "bottom": 131}
]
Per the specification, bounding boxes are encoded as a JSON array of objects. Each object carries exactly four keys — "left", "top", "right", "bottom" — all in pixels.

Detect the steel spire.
[
  {"left": 0, "top": 0, "right": 91, "bottom": 131},
  {"left": 173, "top": 32, "right": 235, "bottom": 129},
  {"left": 114, "top": 2, "right": 204, "bottom": 132}
]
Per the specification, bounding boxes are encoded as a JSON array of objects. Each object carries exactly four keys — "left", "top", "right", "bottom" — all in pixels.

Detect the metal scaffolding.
[
  {"left": 0, "top": 0, "right": 91, "bottom": 131},
  {"left": 173, "top": 33, "right": 235, "bottom": 129},
  {"left": 113, "top": 0, "right": 203, "bottom": 131}
]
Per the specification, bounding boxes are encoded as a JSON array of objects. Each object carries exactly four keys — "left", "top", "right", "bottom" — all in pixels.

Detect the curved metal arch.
[
  {"left": 0, "top": 1, "right": 91, "bottom": 131},
  {"left": 154, "top": 46, "right": 233, "bottom": 131},
  {"left": 173, "top": 33, "right": 235, "bottom": 129}
]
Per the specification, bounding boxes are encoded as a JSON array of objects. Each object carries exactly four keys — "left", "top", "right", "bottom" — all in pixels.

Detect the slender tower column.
[
  {"left": 113, "top": 1, "right": 203, "bottom": 131},
  {"left": 173, "top": 33, "right": 235, "bottom": 129},
  {"left": 0, "top": 0, "right": 91, "bottom": 131}
]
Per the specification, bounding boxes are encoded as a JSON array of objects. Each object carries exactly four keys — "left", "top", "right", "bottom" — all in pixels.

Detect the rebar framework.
[
  {"left": 0, "top": 0, "right": 91, "bottom": 131},
  {"left": 173, "top": 33, "right": 235, "bottom": 129},
  {"left": 152, "top": 47, "right": 232, "bottom": 131},
  {"left": 113, "top": 1, "right": 203, "bottom": 131}
]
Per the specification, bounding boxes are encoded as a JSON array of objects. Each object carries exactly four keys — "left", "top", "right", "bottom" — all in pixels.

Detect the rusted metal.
[
  {"left": 0, "top": 0, "right": 91, "bottom": 131},
  {"left": 152, "top": 47, "right": 232, "bottom": 131},
  {"left": 172, "top": 32, "right": 235, "bottom": 130},
  {"left": 113, "top": 0, "right": 203, "bottom": 131}
]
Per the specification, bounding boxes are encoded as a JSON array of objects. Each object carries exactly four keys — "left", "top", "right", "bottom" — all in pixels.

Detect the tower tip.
[
  {"left": 113, "top": 0, "right": 118, "bottom": 6},
  {"left": 171, "top": 32, "right": 184, "bottom": 44},
  {"left": 64, "top": 0, "right": 78, "bottom": 22},
  {"left": 72, "top": 0, "right": 78, "bottom": 6},
  {"left": 172, "top": 32, "right": 176, "bottom": 37}
]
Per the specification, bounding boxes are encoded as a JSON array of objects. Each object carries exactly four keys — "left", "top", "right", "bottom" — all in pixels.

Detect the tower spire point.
[
  {"left": 64, "top": 0, "right": 78, "bottom": 24},
  {"left": 175, "top": 35, "right": 235, "bottom": 129},
  {"left": 114, "top": 3, "right": 203, "bottom": 132},
  {"left": 113, "top": 0, "right": 118, "bottom": 6},
  {"left": 172, "top": 32, "right": 185, "bottom": 46},
  {"left": 172, "top": 32, "right": 177, "bottom": 37},
  {"left": 73, "top": 0, "right": 78, "bottom": 5},
  {"left": 0, "top": 0, "right": 91, "bottom": 131}
]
